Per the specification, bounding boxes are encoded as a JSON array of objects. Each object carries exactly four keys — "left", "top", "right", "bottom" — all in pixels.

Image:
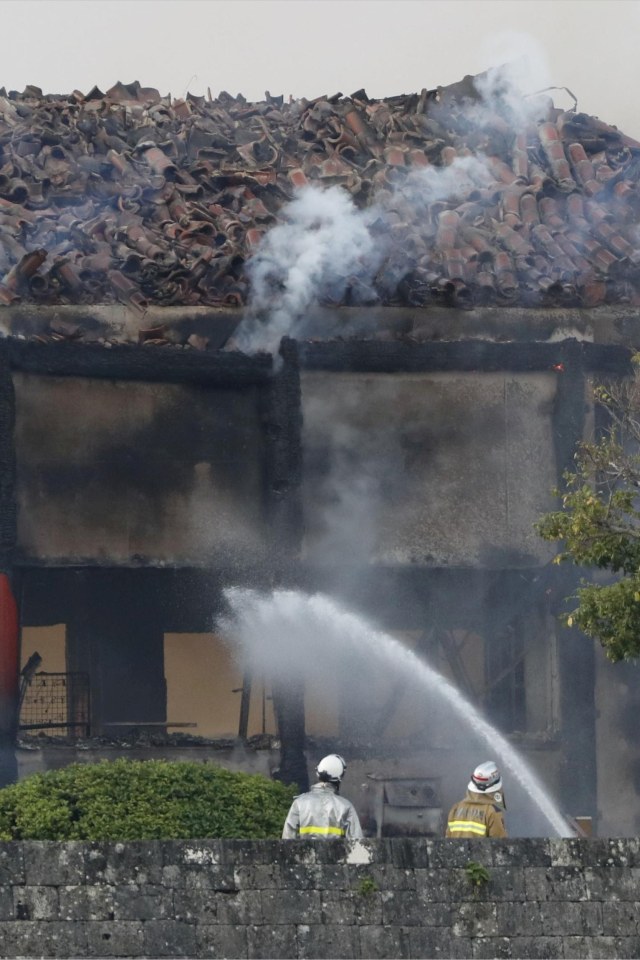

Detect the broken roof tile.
[{"left": 0, "top": 72, "right": 636, "bottom": 326}]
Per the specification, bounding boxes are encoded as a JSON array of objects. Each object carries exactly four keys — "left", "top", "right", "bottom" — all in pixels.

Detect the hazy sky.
[{"left": 2, "top": 0, "right": 640, "bottom": 136}]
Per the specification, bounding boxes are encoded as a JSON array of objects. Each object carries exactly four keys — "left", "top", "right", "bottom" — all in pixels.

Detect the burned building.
[{"left": 0, "top": 71, "right": 638, "bottom": 836}]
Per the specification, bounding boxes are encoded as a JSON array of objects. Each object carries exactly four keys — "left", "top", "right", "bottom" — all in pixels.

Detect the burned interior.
[{"left": 0, "top": 69, "right": 639, "bottom": 837}]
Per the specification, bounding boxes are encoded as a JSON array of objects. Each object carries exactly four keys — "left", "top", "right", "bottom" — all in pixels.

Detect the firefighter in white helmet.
[
  {"left": 445, "top": 761, "right": 507, "bottom": 838},
  {"left": 282, "top": 754, "right": 363, "bottom": 840}
]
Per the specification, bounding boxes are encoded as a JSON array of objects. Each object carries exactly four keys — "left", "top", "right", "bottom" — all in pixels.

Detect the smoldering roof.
[{"left": 0, "top": 71, "right": 640, "bottom": 327}]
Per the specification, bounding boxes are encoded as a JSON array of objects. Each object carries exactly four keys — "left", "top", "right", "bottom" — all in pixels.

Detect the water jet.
[{"left": 221, "top": 587, "right": 574, "bottom": 838}]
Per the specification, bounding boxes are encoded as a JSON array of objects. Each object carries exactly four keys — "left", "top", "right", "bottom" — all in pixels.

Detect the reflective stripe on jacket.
[
  {"left": 445, "top": 790, "right": 507, "bottom": 838},
  {"left": 282, "top": 782, "right": 363, "bottom": 840}
]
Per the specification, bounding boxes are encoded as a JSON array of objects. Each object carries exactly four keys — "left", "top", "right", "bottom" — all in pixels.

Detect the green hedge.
[{"left": 0, "top": 759, "right": 297, "bottom": 840}]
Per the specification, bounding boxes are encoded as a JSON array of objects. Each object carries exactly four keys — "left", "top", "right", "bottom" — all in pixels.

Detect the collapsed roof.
[{"left": 1, "top": 73, "right": 640, "bottom": 326}]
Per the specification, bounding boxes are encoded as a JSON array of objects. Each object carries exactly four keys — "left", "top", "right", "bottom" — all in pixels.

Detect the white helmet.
[
  {"left": 316, "top": 754, "right": 346, "bottom": 784},
  {"left": 468, "top": 760, "right": 502, "bottom": 795}
]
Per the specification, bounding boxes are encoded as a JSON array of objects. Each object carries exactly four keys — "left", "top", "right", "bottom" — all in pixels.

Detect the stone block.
[
  {"left": 0, "top": 920, "right": 88, "bottom": 958},
  {"left": 0, "top": 885, "right": 13, "bottom": 920},
  {"left": 472, "top": 937, "right": 512, "bottom": 958},
  {"left": 313, "top": 864, "right": 351, "bottom": 890},
  {"left": 261, "top": 888, "right": 320, "bottom": 925},
  {"left": 364, "top": 864, "right": 415, "bottom": 892},
  {"left": 143, "top": 919, "right": 198, "bottom": 957},
  {"left": 235, "top": 863, "right": 279, "bottom": 890},
  {"left": 359, "top": 924, "right": 410, "bottom": 959},
  {"left": 297, "top": 922, "right": 358, "bottom": 959},
  {"left": 13, "top": 884, "right": 58, "bottom": 920},
  {"left": 548, "top": 838, "right": 585, "bottom": 867},
  {"left": 405, "top": 926, "right": 454, "bottom": 958},
  {"left": 492, "top": 840, "right": 551, "bottom": 868},
  {"left": 278, "top": 841, "right": 320, "bottom": 866},
  {"left": 526, "top": 867, "right": 587, "bottom": 901},
  {"left": 429, "top": 840, "right": 484, "bottom": 869},
  {"left": 218, "top": 888, "right": 265, "bottom": 925},
  {"left": 485, "top": 865, "right": 527, "bottom": 901},
  {"left": 247, "top": 923, "right": 297, "bottom": 959},
  {"left": 524, "top": 867, "right": 551, "bottom": 901},
  {"left": 0, "top": 844, "right": 25, "bottom": 885},
  {"left": 277, "top": 863, "right": 317, "bottom": 889},
  {"left": 85, "top": 842, "right": 163, "bottom": 885},
  {"left": 602, "top": 901, "right": 640, "bottom": 936},
  {"left": 184, "top": 865, "right": 237, "bottom": 892},
  {"left": 321, "top": 892, "right": 356, "bottom": 925},
  {"left": 415, "top": 869, "right": 453, "bottom": 902},
  {"left": 614, "top": 936, "right": 640, "bottom": 959},
  {"left": 563, "top": 936, "right": 619, "bottom": 959},
  {"left": 451, "top": 901, "right": 498, "bottom": 938},
  {"left": 221, "top": 840, "right": 275, "bottom": 867},
  {"left": 582, "top": 839, "right": 640, "bottom": 868},
  {"left": 197, "top": 922, "right": 248, "bottom": 959},
  {"left": 59, "top": 884, "right": 116, "bottom": 921},
  {"left": 538, "top": 902, "right": 602, "bottom": 937},
  {"left": 173, "top": 886, "right": 219, "bottom": 923},
  {"left": 384, "top": 838, "right": 429, "bottom": 869},
  {"left": 161, "top": 863, "right": 184, "bottom": 888},
  {"left": 496, "top": 901, "right": 543, "bottom": 937},
  {"left": 112, "top": 883, "right": 174, "bottom": 920},
  {"left": 160, "top": 839, "right": 220, "bottom": 870},
  {"left": 382, "top": 890, "right": 451, "bottom": 927},
  {"left": 583, "top": 866, "right": 638, "bottom": 900},
  {"left": 23, "top": 842, "right": 85, "bottom": 886},
  {"left": 447, "top": 937, "right": 476, "bottom": 959},
  {"left": 546, "top": 866, "right": 587, "bottom": 900},
  {"left": 85, "top": 920, "right": 145, "bottom": 957},
  {"left": 353, "top": 891, "right": 383, "bottom": 926},
  {"left": 508, "top": 936, "right": 563, "bottom": 958}
]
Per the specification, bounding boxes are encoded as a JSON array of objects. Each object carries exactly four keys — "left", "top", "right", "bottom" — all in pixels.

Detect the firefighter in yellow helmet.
[
  {"left": 446, "top": 761, "right": 507, "bottom": 838},
  {"left": 282, "top": 754, "right": 363, "bottom": 840}
]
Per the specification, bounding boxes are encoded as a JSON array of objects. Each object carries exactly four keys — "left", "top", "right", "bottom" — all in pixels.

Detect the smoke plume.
[{"left": 232, "top": 185, "right": 383, "bottom": 354}]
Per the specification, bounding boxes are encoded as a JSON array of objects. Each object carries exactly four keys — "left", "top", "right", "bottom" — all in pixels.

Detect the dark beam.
[
  {"left": 298, "top": 339, "right": 633, "bottom": 375},
  {"left": 8, "top": 339, "right": 273, "bottom": 386}
]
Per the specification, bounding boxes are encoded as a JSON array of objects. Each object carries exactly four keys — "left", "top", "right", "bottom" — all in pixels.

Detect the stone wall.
[{"left": 0, "top": 838, "right": 638, "bottom": 958}]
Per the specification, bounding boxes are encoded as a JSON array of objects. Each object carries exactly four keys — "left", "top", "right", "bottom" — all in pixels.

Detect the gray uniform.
[{"left": 282, "top": 781, "right": 363, "bottom": 839}]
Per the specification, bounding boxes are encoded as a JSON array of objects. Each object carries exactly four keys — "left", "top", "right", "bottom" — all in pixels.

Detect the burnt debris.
[{"left": 0, "top": 74, "right": 640, "bottom": 332}]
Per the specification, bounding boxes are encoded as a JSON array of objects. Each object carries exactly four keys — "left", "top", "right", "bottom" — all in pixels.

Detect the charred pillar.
[
  {"left": 0, "top": 341, "right": 18, "bottom": 786},
  {"left": 264, "top": 338, "right": 308, "bottom": 791},
  {"left": 551, "top": 340, "right": 597, "bottom": 820}
]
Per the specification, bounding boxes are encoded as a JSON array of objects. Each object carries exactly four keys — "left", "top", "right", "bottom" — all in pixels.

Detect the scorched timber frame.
[
  {"left": 296, "top": 335, "right": 633, "bottom": 823},
  {"left": 0, "top": 334, "right": 302, "bottom": 785}
]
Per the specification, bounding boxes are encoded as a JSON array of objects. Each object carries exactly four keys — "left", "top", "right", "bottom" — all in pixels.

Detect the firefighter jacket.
[
  {"left": 446, "top": 789, "right": 507, "bottom": 838},
  {"left": 282, "top": 782, "right": 363, "bottom": 839}
]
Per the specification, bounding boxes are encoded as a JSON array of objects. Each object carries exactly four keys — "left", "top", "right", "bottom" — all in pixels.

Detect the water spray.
[{"left": 220, "top": 587, "right": 574, "bottom": 838}]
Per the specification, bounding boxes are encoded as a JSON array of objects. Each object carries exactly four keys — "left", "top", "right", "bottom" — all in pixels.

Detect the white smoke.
[
  {"left": 235, "top": 154, "right": 499, "bottom": 355},
  {"left": 232, "top": 185, "right": 383, "bottom": 354},
  {"left": 473, "top": 32, "right": 555, "bottom": 128},
  {"left": 394, "top": 154, "right": 493, "bottom": 208}
]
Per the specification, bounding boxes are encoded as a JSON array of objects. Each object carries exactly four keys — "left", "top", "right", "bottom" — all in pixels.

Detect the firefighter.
[
  {"left": 445, "top": 760, "right": 507, "bottom": 838},
  {"left": 282, "top": 753, "right": 363, "bottom": 839}
]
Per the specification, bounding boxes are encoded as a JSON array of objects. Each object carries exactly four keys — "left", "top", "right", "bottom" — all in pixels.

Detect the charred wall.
[
  {"left": 297, "top": 338, "right": 632, "bottom": 827},
  {"left": 0, "top": 323, "right": 636, "bottom": 833},
  {"left": 2, "top": 339, "right": 302, "bottom": 739}
]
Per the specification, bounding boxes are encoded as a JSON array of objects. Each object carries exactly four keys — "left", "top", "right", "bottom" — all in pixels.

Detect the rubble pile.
[{"left": 1, "top": 76, "right": 640, "bottom": 319}]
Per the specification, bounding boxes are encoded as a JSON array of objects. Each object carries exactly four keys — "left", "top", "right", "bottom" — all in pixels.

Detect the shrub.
[{"left": 0, "top": 758, "right": 297, "bottom": 841}]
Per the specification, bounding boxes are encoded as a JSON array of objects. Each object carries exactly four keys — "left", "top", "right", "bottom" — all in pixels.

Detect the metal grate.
[{"left": 19, "top": 672, "right": 90, "bottom": 738}]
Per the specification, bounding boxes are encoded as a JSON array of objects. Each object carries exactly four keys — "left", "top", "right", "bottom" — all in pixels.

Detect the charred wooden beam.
[
  {"left": 8, "top": 338, "right": 273, "bottom": 386},
  {"left": 298, "top": 339, "right": 633, "bottom": 375}
]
